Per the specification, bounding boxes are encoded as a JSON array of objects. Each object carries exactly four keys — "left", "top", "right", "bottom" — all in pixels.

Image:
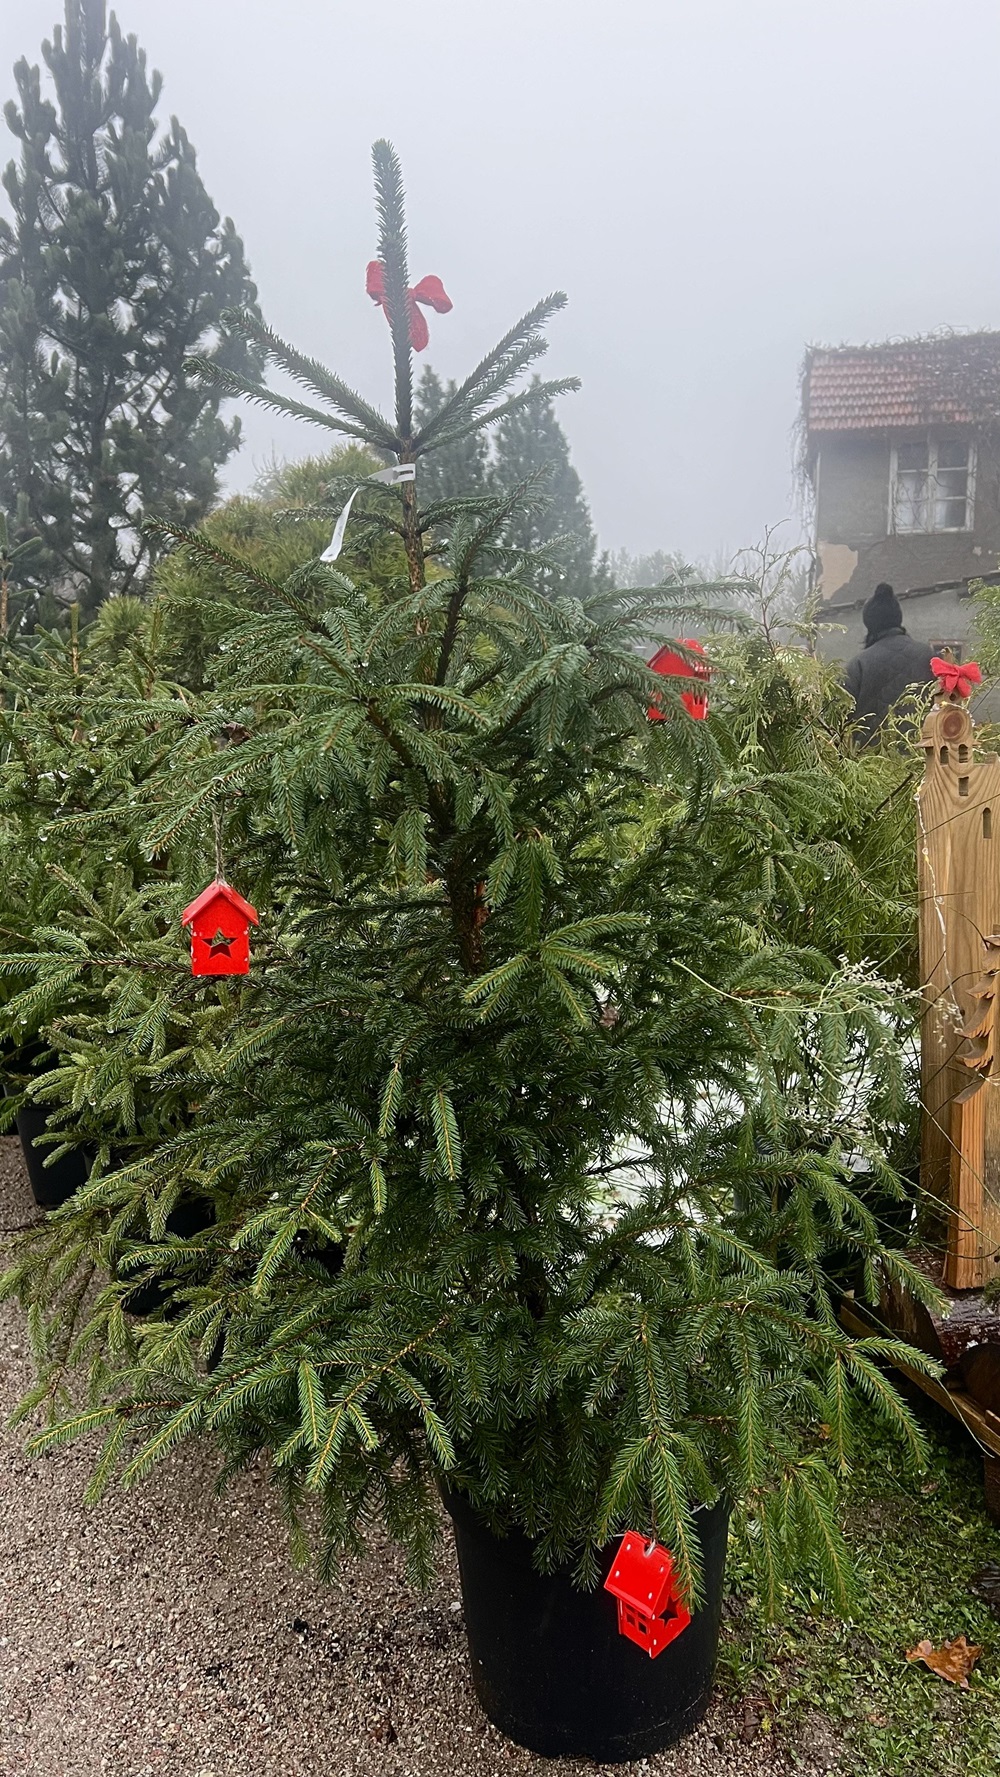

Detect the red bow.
[
  {"left": 931, "top": 656, "right": 983, "bottom": 700},
  {"left": 366, "top": 261, "right": 452, "bottom": 352}
]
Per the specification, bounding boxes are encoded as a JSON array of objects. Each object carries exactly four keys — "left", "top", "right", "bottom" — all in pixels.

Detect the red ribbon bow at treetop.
[
  {"left": 930, "top": 656, "right": 983, "bottom": 700},
  {"left": 366, "top": 261, "right": 453, "bottom": 352}
]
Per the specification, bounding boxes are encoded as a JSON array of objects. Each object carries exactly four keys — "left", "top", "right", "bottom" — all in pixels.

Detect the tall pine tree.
[
  {"left": 414, "top": 366, "right": 488, "bottom": 507},
  {"left": 0, "top": 0, "right": 259, "bottom": 615},
  {"left": 416, "top": 363, "right": 601, "bottom": 598},
  {"left": 491, "top": 377, "right": 597, "bottom": 593}
]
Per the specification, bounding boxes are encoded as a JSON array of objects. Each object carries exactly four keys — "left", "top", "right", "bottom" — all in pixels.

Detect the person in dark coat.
[{"left": 842, "top": 583, "right": 936, "bottom": 745}]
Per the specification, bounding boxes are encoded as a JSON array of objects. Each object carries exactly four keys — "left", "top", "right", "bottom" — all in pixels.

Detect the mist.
[{"left": 2, "top": 0, "right": 998, "bottom": 563}]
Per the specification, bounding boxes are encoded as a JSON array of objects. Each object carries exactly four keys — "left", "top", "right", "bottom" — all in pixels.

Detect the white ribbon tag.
[
  {"left": 320, "top": 462, "right": 417, "bottom": 563},
  {"left": 371, "top": 464, "right": 416, "bottom": 485}
]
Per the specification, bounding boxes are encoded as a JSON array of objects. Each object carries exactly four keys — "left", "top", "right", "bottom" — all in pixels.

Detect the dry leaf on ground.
[{"left": 905, "top": 1634, "right": 983, "bottom": 1688}]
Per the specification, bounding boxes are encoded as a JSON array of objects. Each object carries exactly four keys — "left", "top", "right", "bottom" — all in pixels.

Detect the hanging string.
[{"left": 213, "top": 805, "right": 224, "bottom": 883}]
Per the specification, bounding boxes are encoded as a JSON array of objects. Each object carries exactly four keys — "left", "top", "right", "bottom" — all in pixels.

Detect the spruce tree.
[
  {"left": 0, "top": 507, "right": 43, "bottom": 634},
  {"left": 491, "top": 379, "right": 598, "bottom": 594},
  {"left": 0, "top": 142, "right": 934, "bottom": 1610},
  {"left": 416, "top": 361, "right": 599, "bottom": 599},
  {"left": 413, "top": 366, "right": 489, "bottom": 508},
  {"left": 612, "top": 548, "right": 703, "bottom": 590},
  {"left": 0, "top": 0, "right": 259, "bottom": 615}
]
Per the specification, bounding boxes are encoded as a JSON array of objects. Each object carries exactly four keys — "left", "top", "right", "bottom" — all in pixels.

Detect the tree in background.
[
  {"left": 153, "top": 443, "right": 394, "bottom": 688},
  {"left": 611, "top": 536, "right": 813, "bottom": 627},
  {"left": 413, "top": 367, "right": 489, "bottom": 506},
  {"left": 491, "top": 378, "right": 599, "bottom": 596},
  {"left": 415, "top": 363, "right": 602, "bottom": 600},
  {"left": 0, "top": 508, "right": 43, "bottom": 635},
  {"left": 0, "top": 0, "right": 259, "bottom": 617},
  {"left": 611, "top": 547, "right": 711, "bottom": 589}
]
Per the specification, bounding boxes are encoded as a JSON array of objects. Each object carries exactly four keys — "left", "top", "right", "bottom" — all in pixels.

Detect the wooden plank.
[
  {"left": 949, "top": 1091, "right": 986, "bottom": 1290},
  {"left": 918, "top": 698, "right": 1000, "bottom": 1289},
  {"left": 840, "top": 1293, "right": 1000, "bottom": 1459},
  {"left": 961, "top": 1345, "right": 1000, "bottom": 1418}
]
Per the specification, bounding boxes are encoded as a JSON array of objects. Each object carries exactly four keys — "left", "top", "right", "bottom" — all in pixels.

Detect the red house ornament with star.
[
  {"left": 647, "top": 640, "right": 710, "bottom": 721},
  {"left": 181, "top": 880, "right": 259, "bottom": 977},
  {"left": 603, "top": 1532, "right": 691, "bottom": 1658}
]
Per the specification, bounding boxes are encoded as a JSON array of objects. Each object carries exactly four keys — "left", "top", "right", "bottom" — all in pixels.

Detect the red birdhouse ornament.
[
  {"left": 604, "top": 1532, "right": 691, "bottom": 1659},
  {"left": 647, "top": 639, "right": 710, "bottom": 721},
  {"left": 181, "top": 880, "right": 259, "bottom": 977}
]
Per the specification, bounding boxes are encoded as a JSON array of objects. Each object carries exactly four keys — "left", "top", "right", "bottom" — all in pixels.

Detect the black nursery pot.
[
  {"left": 4, "top": 1046, "right": 92, "bottom": 1210},
  {"left": 13, "top": 1102, "right": 91, "bottom": 1210},
  {"left": 120, "top": 1196, "right": 218, "bottom": 1317},
  {"left": 443, "top": 1490, "right": 730, "bottom": 1763}
]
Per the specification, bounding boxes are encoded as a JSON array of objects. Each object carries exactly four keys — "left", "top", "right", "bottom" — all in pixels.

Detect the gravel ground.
[{"left": 0, "top": 1137, "right": 824, "bottom": 1777}]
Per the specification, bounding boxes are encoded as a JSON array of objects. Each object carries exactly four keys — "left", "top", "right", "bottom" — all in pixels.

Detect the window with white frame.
[{"left": 890, "top": 436, "right": 975, "bottom": 533}]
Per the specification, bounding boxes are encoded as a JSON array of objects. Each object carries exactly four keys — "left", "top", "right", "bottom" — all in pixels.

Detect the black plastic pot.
[
  {"left": 443, "top": 1489, "right": 730, "bottom": 1763},
  {"left": 120, "top": 1196, "right": 218, "bottom": 1317},
  {"left": 13, "top": 1102, "right": 91, "bottom": 1209},
  {"left": 4, "top": 1046, "right": 92, "bottom": 1210}
]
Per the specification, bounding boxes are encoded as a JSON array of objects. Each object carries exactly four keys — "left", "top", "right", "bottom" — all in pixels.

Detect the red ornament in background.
[
  {"left": 181, "top": 880, "right": 259, "bottom": 977},
  {"left": 930, "top": 655, "right": 982, "bottom": 701},
  {"left": 366, "top": 260, "right": 453, "bottom": 352},
  {"left": 647, "top": 639, "right": 710, "bottom": 721},
  {"left": 604, "top": 1532, "right": 691, "bottom": 1659}
]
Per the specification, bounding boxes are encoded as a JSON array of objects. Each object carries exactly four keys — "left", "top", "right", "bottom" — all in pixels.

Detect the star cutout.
[{"left": 205, "top": 929, "right": 235, "bottom": 957}]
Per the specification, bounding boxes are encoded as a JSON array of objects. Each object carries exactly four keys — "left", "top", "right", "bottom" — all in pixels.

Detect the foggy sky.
[{"left": 2, "top": 0, "right": 999, "bottom": 565}]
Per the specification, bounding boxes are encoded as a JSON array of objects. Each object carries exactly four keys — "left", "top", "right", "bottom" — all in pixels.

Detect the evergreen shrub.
[{"left": 0, "top": 145, "right": 934, "bottom": 1610}]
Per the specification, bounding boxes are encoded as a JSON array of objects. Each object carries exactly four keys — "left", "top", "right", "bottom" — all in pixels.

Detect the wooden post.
[{"left": 918, "top": 686, "right": 1000, "bottom": 1288}]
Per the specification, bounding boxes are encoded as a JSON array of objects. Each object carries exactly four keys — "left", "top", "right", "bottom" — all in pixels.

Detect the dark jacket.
[{"left": 843, "top": 627, "right": 935, "bottom": 745}]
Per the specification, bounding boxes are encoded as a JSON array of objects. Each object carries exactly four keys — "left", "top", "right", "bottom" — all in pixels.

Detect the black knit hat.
[{"left": 862, "top": 582, "right": 902, "bottom": 643}]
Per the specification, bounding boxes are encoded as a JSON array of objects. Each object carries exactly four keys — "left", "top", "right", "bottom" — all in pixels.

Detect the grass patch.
[{"left": 720, "top": 1403, "right": 1000, "bottom": 1775}]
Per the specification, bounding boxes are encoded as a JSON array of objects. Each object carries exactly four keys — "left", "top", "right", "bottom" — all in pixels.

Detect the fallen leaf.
[{"left": 905, "top": 1634, "right": 982, "bottom": 1688}]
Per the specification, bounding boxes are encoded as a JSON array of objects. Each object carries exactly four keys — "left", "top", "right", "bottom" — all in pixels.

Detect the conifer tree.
[
  {"left": 416, "top": 362, "right": 604, "bottom": 599},
  {"left": 413, "top": 366, "right": 489, "bottom": 507},
  {"left": 612, "top": 548, "right": 704, "bottom": 590},
  {"left": 0, "top": 142, "right": 934, "bottom": 1610},
  {"left": 0, "top": 508, "right": 43, "bottom": 634},
  {"left": 491, "top": 378, "right": 597, "bottom": 587},
  {"left": 0, "top": 0, "right": 259, "bottom": 615}
]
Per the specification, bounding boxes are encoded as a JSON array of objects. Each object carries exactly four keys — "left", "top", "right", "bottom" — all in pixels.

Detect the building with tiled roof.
[{"left": 802, "top": 332, "right": 1000, "bottom": 666}]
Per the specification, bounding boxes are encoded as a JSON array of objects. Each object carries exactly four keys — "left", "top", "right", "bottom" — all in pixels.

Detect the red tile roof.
[{"left": 803, "top": 333, "right": 1000, "bottom": 434}]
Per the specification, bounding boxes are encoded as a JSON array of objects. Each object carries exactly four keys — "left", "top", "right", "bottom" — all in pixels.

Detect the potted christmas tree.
[{"left": 1, "top": 145, "right": 934, "bottom": 1762}]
